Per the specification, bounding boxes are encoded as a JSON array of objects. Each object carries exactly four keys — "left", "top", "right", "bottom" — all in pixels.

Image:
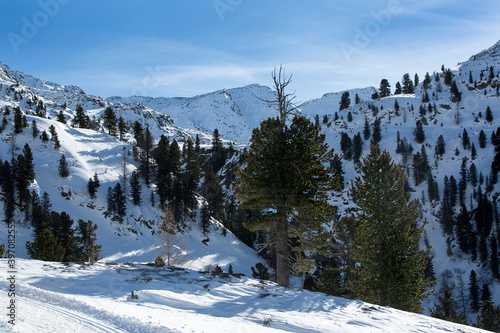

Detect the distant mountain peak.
[{"left": 467, "top": 40, "right": 500, "bottom": 62}]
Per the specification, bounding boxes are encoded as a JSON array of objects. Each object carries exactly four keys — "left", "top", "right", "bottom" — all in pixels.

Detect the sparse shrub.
[
  {"left": 251, "top": 263, "right": 270, "bottom": 281},
  {"left": 154, "top": 256, "right": 165, "bottom": 267}
]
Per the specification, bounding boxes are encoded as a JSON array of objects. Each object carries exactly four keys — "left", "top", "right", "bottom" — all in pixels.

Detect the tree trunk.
[{"left": 275, "top": 216, "right": 289, "bottom": 287}]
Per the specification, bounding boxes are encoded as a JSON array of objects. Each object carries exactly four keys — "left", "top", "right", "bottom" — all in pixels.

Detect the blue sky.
[{"left": 1, "top": 1, "right": 499, "bottom": 101}]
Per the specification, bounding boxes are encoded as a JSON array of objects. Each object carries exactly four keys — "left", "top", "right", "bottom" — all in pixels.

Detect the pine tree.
[
  {"left": 49, "top": 125, "right": 61, "bottom": 149},
  {"left": 350, "top": 145, "right": 432, "bottom": 312},
  {"left": 490, "top": 236, "right": 500, "bottom": 279},
  {"left": 402, "top": 73, "right": 414, "bottom": 94},
  {"left": 31, "top": 120, "right": 39, "bottom": 139},
  {"left": 413, "top": 120, "right": 425, "bottom": 144},
  {"left": 379, "top": 79, "right": 391, "bottom": 97},
  {"left": 58, "top": 154, "right": 70, "bottom": 177},
  {"left": 352, "top": 132, "right": 363, "bottom": 163},
  {"left": 1, "top": 161, "right": 16, "bottom": 224},
  {"left": 340, "top": 132, "right": 352, "bottom": 160},
  {"left": 482, "top": 283, "right": 492, "bottom": 304},
  {"left": 469, "top": 270, "right": 480, "bottom": 312},
  {"left": 87, "top": 178, "right": 96, "bottom": 198},
  {"left": 486, "top": 106, "right": 494, "bottom": 123},
  {"left": 430, "top": 288, "right": 467, "bottom": 324},
  {"left": 450, "top": 80, "right": 462, "bottom": 102},
  {"left": 13, "top": 107, "right": 23, "bottom": 134},
  {"left": 102, "top": 106, "right": 117, "bottom": 136},
  {"left": 129, "top": 170, "right": 142, "bottom": 206},
  {"left": 113, "top": 183, "right": 126, "bottom": 222},
  {"left": 435, "top": 135, "right": 446, "bottom": 157},
  {"left": 117, "top": 116, "right": 127, "bottom": 141},
  {"left": 476, "top": 301, "right": 500, "bottom": 332},
  {"left": 371, "top": 118, "right": 381, "bottom": 146},
  {"left": 339, "top": 91, "right": 350, "bottom": 111},
  {"left": 363, "top": 118, "right": 371, "bottom": 141},
  {"left": 462, "top": 128, "right": 470, "bottom": 150},
  {"left": 479, "top": 130, "right": 487, "bottom": 148},
  {"left": 57, "top": 110, "right": 66, "bottom": 124},
  {"left": 394, "top": 82, "right": 402, "bottom": 95},
  {"left": 76, "top": 220, "right": 101, "bottom": 263},
  {"left": 26, "top": 228, "right": 65, "bottom": 262}
]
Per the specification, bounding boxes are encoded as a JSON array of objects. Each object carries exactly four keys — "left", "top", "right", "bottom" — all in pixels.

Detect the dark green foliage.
[
  {"left": 443, "top": 69, "right": 453, "bottom": 86},
  {"left": 76, "top": 220, "right": 101, "bottom": 263},
  {"left": 394, "top": 81, "right": 402, "bottom": 95},
  {"left": 413, "top": 145, "right": 429, "bottom": 186},
  {"left": 117, "top": 116, "right": 127, "bottom": 141},
  {"left": 402, "top": 73, "right": 414, "bottom": 94},
  {"left": 1, "top": 162, "right": 15, "bottom": 224},
  {"left": 469, "top": 270, "right": 480, "bottom": 312},
  {"left": 352, "top": 132, "right": 363, "bottom": 163},
  {"left": 72, "top": 104, "right": 91, "bottom": 129},
  {"left": 87, "top": 177, "right": 96, "bottom": 198},
  {"left": 40, "top": 130, "right": 49, "bottom": 142},
  {"left": 347, "top": 111, "right": 353, "bottom": 122},
  {"left": 236, "top": 114, "right": 338, "bottom": 287},
  {"left": 49, "top": 125, "right": 60, "bottom": 149},
  {"left": 340, "top": 132, "right": 352, "bottom": 160},
  {"left": 129, "top": 170, "right": 142, "bottom": 206},
  {"left": 482, "top": 284, "right": 492, "bottom": 304},
  {"left": 450, "top": 80, "right": 462, "bottom": 102},
  {"left": 350, "top": 145, "right": 432, "bottom": 313},
  {"left": 462, "top": 128, "right": 470, "bottom": 150},
  {"left": 58, "top": 154, "right": 70, "bottom": 177},
  {"left": 371, "top": 118, "right": 381, "bottom": 146},
  {"left": 435, "top": 135, "right": 446, "bottom": 157},
  {"left": 211, "top": 129, "right": 225, "bottom": 174},
  {"left": 455, "top": 205, "right": 475, "bottom": 257},
  {"left": 363, "top": 118, "right": 371, "bottom": 141},
  {"left": 140, "top": 127, "right": 153, "bottom": 185},
  {"left": 113, "top": 183, "right": 126, "bottom": 222},
  {"left": 492, "top": 128, "right": 500, "bottom": 180},
  {"left": 26, "top": 228, "right": 65, "bottom": 262},
  {"left": 379, "top": 79, "right": 391, "bottom": 97},
  {"left": 14, "top": 107, "right": 23, "bottom": 133},
  {"left": 57, "top": 110, "right": 66, "bottom": 124},
  {"left": 413, "top": 120, "right": 425, "bottom": 143},
  {"left": 491, "top": 236, "right": 500, "bottom": 279},
  {"left": 102, "top": 106, "right": 117, "bottom": 136},
  {"left": 479, "top": 130, "right": 487, "bottom": 148},
  {"left": 476, "top": 301, "right": 500, "bottom": 332},
  {"left": 339, "top": 91, "right": 350, "bottom": 111},
  {"left": 32, "top": 120, "right": 39, "bottom": 139},
  {"left": 486, "top": 106, "right": 494, "bottom": 123},
  {"left": 430, "top": 288, "right": 467, "bottom": 325},
  {"left": 251, "top": 263, "right": 270, "bottom": 280}
]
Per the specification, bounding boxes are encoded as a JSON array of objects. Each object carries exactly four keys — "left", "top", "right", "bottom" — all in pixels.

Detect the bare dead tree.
[
  {"left": 157, "top": 203, "right": 188, "bottom": 267},
  {"left": 256, "top": 65, "right": 301, "bottom": 127}
]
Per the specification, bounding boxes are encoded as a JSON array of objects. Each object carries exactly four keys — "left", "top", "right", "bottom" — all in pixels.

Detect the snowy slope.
[{"left": 0, "top": 259, "right": 488, "bottom": 333}]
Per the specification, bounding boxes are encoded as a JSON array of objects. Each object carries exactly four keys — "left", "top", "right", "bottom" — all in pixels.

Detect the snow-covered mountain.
[{"left": 0, "top": 40, "right": 500, "bottom": 331}]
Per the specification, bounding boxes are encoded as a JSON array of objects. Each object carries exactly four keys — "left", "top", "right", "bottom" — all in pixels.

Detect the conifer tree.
[
  {"left": 102, "top": 106, "right": 117, "bottom": 136},
  {"left": 371, "top": 118, "right": 381, "bottom": 146},
  {"left": 58, "top": 154, "right": 70, "bottom": 177},
  {"left": 350, "top": 145, "right": 431, "bottom": 312},
  {"left": 339, "top": 91, "right": 350, "bottom": 111},
  {"left": 363, "top": 118, "right": 371, "bottom": 141},
  {"left": 49, "top": 125, "right": 61, "bottom": 149},
  {"left": 486, "top": 106, "right": 494, "bottom": 123},
  {"left": 76, "top": 219, "right": 101, "bottom": 263},
  {"left": 476, "top": 301, "right": 500, "bottom": 331},
  {"left": 113, "top": 183, "right": 126, "bottom": 222},
  {"left": 379, "top": 79, "right": 391, "bottom": 97},
  {"left": 87, "top": 178, "right": 96, "bottom": 198},
  {"left": 31, "top": 120, "right": 39, "bottom": 139},
  {"left": 430, "top": 288, "right": 467, "bottom": 324},
  {"left": 13, "top": 107, "right": 23, "bottom": 134},
  {"left": 435, "top": 135, "right": 446, "bottom": 157},
  {"left": 469, "top": 269, "right": 480, "bottom": 312},
  {"left": 479, "top": 130, "right": 487, "bottom": 148},
  {"left": 352, "top": 132, "right": 363, "bottom": 163},
  {"left": 413, "top": 120, "right": 426, "bottom": 143},
  {"left": 1, "top": 161, "right": 15, "bottom": 224},
  {"left": 129, "top": 170, "right": 142, "bottom": 206},
  {"left": 57, "top": 110, "right": 66, "bottom": 124},
  {"left": 26, "top": 228, "right": 65, "bottom": 262},
  {"left": 394, "top": 82, "right": 402, "bottom": 95},
  {"left": 402, "top": 73, "right": 414, "bottom": 94},
  {"left": 340, "top": 132, "right": 352, "bottom": 160}
]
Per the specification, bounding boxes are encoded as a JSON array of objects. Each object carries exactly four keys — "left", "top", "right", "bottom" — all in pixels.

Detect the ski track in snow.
[{"left": 0, "top": 281, "right": 176, "bottom": 333}]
